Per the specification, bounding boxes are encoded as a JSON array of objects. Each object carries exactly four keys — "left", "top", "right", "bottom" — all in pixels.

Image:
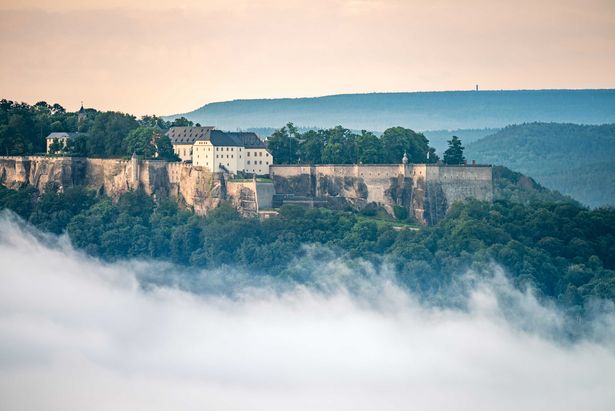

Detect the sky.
[
  {"left": 1, "top": 210, "right": 615, "bottom": 411},
  {"left": 0, "top": 0, "right": 614, "bottom": 116}
]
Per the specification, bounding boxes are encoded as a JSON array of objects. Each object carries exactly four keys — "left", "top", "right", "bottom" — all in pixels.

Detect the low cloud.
[{"left": 0, "top": 211, "right": 614, "bottom": 411}]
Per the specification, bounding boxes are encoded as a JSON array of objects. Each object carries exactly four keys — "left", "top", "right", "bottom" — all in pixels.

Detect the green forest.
[
  {"left": 266, "top": 123, "right": 440, "bottom": 164},
  {"left": 0, "top": 99, "right": 193, "bottom": 159},
  {"left": 466, "top": 122, "right": 615, "bottom": 207},
  {"left": 1, "top": 175, "right": 613, "bottom": 323}
]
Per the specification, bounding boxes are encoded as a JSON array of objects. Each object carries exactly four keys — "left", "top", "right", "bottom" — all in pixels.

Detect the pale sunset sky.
[{"left": 1, "top": 0, "right": 614, "bottom": 115}]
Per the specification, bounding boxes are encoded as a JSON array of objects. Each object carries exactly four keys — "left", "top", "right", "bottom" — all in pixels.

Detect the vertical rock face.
[
  {"left": 0, "top": 157, "right": 493, "bottom": 224},
  {"left": 0, "top": 156, "right": 224, "bottom": 216},
  {"left": 270, "top": 164, "right": 493, "bottom": 224}
]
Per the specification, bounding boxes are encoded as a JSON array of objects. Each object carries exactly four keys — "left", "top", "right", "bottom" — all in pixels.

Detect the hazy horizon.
[{"left": 1, "top": 0, "right": 614, "bottom": 116}]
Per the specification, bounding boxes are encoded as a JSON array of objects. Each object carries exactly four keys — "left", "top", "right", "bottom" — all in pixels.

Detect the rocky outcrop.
[
  {"left": 0, "top": 156, "right": 224, "bottom": 216},
  {"left": 270, "top": 164, "right": 493, "bottom": 224},
  {"left": 0, "top": 157, "right": 493, "bottom": 224}
]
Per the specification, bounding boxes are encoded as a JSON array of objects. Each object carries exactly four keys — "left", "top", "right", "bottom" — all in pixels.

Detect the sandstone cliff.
[
  {"left": 270, "top": 164, "right": 493, "bottom": 224},
  {"left": 0, "top": 157, "right": 493, "bottom": 224}
]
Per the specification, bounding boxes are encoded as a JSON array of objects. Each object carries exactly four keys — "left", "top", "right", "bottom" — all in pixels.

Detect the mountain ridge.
[{"left": 166, "top": 89, "right": 615, "bottom": 132}]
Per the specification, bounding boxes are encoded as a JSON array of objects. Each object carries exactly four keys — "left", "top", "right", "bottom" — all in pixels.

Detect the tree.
[
  {"left": 49, "top": 138, "right": 63, "bottom": 154},
  {"left": 124, "top": 126, "right": 157, "bottom": 157},
  {"left": 443, "top": 135, "right": 465, "bottom": 165},
  {"left": 157, "top": 135, "right": 180, "bottom": 161},
  {"left": 267, "top": 123, "right": 300, "bottom": 164},
  {"left": 86, "top": 111, "right": 139, "bottom": 157},
  {"left": 297, "top": 130, "right": 324, "bottom": 164},
  {"left": 356, "top": 131, "right": 382, "bottom": 164},
  {"left": 170, "top": 117, "right": 193, "bottom": 127},
  {"left": 321, "top": 126, "right": 356, "bottom": 164},
  {"left": 140, "top": 115, "right": 170, "bottom": 129},
  {"left": 381, "top": 127, "right": 430, "bottom": 163}
]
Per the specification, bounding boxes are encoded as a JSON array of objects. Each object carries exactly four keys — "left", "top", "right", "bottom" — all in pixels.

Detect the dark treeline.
[
  {"left": 1, "top": 99, "right": 469, "bottom": 165},
  {"left": 1, "top": 182, "right": 614, "bottom": 318},
  {"left": 266, "top": 123, "right": 441, "bottom": 164},
  {"left": 0, "top": 99, "right": 197, "bottom": 159}
]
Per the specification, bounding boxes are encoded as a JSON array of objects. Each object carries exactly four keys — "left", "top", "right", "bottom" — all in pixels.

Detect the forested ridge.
[
  {"left": 466, "top": 122, "right": 615, "bottom": 207},
  {"left": 1, "top": 173, "right": 613, "bottom": 321},
  {"left": 170, "top": 89, "right": 615, "bottom": 131}
]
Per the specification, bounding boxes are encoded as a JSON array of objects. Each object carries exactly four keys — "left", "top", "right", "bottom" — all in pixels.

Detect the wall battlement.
[{"left": 0, "top": 156, "right": 492, "bottom": 224}]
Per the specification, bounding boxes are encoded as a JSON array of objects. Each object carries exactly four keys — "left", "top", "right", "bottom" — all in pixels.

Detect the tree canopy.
[
  {"left": 267, "top": 123, "right": 439, "bottom": 165},
  {"left": 1, "top": 180, "right": 613, "bottom": 326},
  {"left": 443, "top": 135, "right": 465, "bottom": 165},
  {"left": 0, "top": 99, "right": 181, "bottom": 160}
]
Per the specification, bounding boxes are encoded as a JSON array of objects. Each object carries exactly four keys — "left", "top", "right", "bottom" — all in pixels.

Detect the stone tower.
[{"left": 77, "top": 102, "right": 86, "bottom": 127}]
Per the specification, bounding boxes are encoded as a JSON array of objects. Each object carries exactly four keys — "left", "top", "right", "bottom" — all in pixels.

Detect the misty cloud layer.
[{"left": 1, "top": 212, "right": 614, "bottom": 411}]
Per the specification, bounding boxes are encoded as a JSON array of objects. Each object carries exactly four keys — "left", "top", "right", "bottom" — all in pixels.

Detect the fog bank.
[{"left": 0, "top": 213, "right": 614, "bottom": 411}]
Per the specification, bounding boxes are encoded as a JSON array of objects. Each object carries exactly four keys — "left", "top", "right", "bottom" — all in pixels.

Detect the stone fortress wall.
[
  {"left": 0, "top": 156, "right": 492, "bottom": 224},
  {"left": 270, "top": 163, "right": 493, "bottom": 224}
]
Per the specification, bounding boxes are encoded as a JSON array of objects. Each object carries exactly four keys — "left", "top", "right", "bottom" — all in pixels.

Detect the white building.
[
  {"left": 46, "top": 132, "right": 79, "bottom": 153},
  {"left": 167, "top": 127, "right": 273, "bottom": 175},
  {"left": 166, "top": 126, "right": 214, "bottom": 162}
]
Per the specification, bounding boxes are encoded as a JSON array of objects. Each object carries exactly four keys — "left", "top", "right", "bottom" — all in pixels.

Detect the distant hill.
[
  {"left": 422, "top": 128, "right": 500, "bottom": 156},
  {"left": 465, "top": 123, "right": 615, "bottom": 207},
  {"left": 167, "top": 89, "right": 615, "bottom": 132}
]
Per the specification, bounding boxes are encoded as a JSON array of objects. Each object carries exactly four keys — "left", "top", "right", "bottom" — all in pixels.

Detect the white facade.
[
  {"left": 244, "top": 148, "right": 272, "bottom": 175},
  {"left": 173, "top": 144, "right": 193, "bottom": 162},
  {"left": 46, "top": 132, "right": 78, "bottom": 153},
  {"left": 192, "top": 142, "right": 272, "bottom": 175},
  {"left": 169, "top": 127, "right": 273, "bottom": 175}
]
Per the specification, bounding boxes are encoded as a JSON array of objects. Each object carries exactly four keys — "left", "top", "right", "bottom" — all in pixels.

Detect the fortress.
[{"left": 0, "top": 155, "right": 492, "bottom": 225}]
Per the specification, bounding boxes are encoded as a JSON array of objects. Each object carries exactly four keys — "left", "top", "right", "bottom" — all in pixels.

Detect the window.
[
  {"left": 247, "top": 160, "right": 250, "bottom": 165},
  {"left": 247, "top": 152, "right": 250, "bottom": 157}
]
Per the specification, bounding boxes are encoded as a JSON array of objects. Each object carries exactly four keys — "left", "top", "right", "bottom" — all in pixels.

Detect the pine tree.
[{"left": 443, "top": 136, "right": 465, "bottom": 165}]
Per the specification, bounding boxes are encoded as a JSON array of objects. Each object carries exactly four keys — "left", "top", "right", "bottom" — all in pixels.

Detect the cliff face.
[
  {"left": 0, "top": 156, "right": 225, "bottom": 215},
  {"left": 0, "top": 157, "right": 493, "bottom": 224},
  {"left": 270, "top": 164, "right": 493, "bottom": 224}
]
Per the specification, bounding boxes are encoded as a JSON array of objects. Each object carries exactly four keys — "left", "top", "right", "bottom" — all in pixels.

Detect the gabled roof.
[
  {"left": 166, "top": 126, "right": 267, "bottom": 149},
  {"left": 46, "top": 132, "right": 80, "bottom": 140},
  {"left": 166, "top": 126, "right": 215, "bottom": 144},
  {"left": 208, "top": 130, "right": 266, "bottom": 148}
]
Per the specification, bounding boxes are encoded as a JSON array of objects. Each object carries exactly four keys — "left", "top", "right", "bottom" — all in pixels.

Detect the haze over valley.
[{"left": 2, "top": 0, "right": 615, "bottom": 410}]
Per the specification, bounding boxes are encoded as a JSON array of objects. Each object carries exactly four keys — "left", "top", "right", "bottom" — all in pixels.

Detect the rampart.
[
  {"left": 270, "top": 163, "right": 493, "bottom": 224},
  {"left": 0, "top": 156, "right": 492, "bottom": 224}
]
